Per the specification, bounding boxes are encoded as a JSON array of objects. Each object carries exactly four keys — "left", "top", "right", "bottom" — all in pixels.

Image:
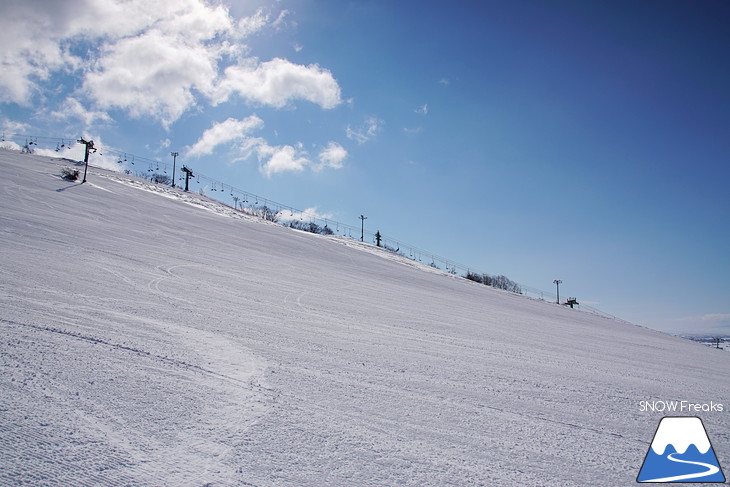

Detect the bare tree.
[
  {"left": 151, "top": 173, "right": 172, "bottom": 185},
  {"left": 259, "top": 206, "right": 280, "bottom": 222}
]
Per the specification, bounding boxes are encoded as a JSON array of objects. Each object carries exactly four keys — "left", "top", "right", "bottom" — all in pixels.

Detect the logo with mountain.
[{"left": 637, "top": 416, "right": 725, "bottom": 483}]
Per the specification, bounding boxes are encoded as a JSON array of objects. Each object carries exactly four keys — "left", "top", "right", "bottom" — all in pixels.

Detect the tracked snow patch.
[{"left": 1, "top": 150, "right": 729, "bottom": 486}]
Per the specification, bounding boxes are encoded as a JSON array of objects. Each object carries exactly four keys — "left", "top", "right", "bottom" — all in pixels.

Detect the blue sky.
[{"left": 1, "top": 0, "right": 728, "bottom": 334}]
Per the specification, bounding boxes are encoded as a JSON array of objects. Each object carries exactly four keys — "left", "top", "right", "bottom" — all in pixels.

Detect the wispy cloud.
[
  {"left": 701, "top": 313, "right": 730, "bottom": 323},
  {"left": 51, "top": 97, "right": 112, "bottom": 128},
  {"left": 346, "top": 116, "right": 383, "bottom": 144},
  {"left": 145, "top": 138, "right": 171, "bottom": 152},
  {"left": 188, "top": 117, "right": 347, "bottom": 178},
  {"left": 1, "top": 118, "right": 31, "bottom": 134},
  {"left": 271, "top": 9, "right": 292, "bottom": 30},
  {"left": 676, "top": 313, "right": 730, "bottom": 323},
  {"left": 671, "top": 313, "right": 730, "bottom": 334},
  {"left": 237, "top": 8, "right": 269, "bottom": 37},
  {"left": 415, "top": 103, "right": 428, "bottom": 115}
]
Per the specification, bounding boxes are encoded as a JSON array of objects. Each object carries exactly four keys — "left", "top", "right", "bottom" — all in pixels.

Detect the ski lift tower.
[
  {"left": 181, "top": 166, "right": 194, "bottom": 192},
  {"left": 553, "top": 279, "right": 562, "bottom": 304},
  {"left": 77, "top": 138, "right": 96, "bottom": 183},
  {"left": 359, "top": 215, "right": 367, "bottom": 242}
]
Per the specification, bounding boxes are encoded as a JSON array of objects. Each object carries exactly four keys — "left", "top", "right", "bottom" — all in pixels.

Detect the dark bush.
[
  {"left": 465, "top": 271, "right": 483, "bottom": 283},
  {"left": 465, "top": 270, "right": 522, "bottom": 294},
  {"left": 60, "top": 167, "right": 79, "bottom": 181},
  {"left": 288, "top": 220, "right": 336, "bottom": 235},
  {"left": 151, "top": 173, "right": 171, "bottom": 185}
]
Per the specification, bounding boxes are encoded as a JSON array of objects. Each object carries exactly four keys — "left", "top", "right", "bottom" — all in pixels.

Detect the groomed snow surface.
[{"left": 1, "top": 151, "right": 728, "bottom": 486}]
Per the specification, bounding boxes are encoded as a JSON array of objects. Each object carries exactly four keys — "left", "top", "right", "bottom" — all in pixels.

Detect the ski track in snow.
[{"left": 1, "top": 152, "right": 729, "bottom": 486}]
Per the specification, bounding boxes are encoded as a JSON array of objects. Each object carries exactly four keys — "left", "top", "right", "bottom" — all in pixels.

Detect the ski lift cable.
[{"left": 11, "top": 132, "right": 624, "bottom": 315}]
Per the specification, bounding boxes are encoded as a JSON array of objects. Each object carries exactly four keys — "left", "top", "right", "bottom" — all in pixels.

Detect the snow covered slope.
[{"left": 1, "top": 151, "right": 728, "bottom": 486}]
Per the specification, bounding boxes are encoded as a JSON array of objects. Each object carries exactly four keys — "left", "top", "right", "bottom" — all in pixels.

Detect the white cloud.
[
  {"left": 316, "top": 142, "right": 347, "bottom": 171},
  {"left": 235, "top": 136, "right": 268, "bottom": 161},
  {"left": 259, "top": 144, "right": 309, "bottom": 177},
  {"left": 236, "top": 8, "right": 269, "bottom": 38},
  {"left": 244, "top": 137, "right": 347, "bottom": 177},
  {"left": 1, "top": 118, "right": 31, "bottom": 134},
  {"left": 84, "top": 29, "right": 221, "bottom": 128},
  {"left": 51, "top": 97, "right": 112, "bottom": 127},
  {"left": 153, "top": 0, "right": 233, "bottom": 42},
  {"left": 415, "top": 103, "right": 428, "bottom": 115},
  {"left": 438, "top": 78, "right": 450, "bottom": 85},
  {"left": 145, "top": 138, "right": 172, "bottom": 152},
  {"left": 188, "top": 116, "right": 342, "bottom": 178},
  {"left": 281, "top": 207, "right": 334, "bottom": 222},
  {"left": 214, "top": 57, "right": 342, "bottom": 109},
  {"left": 187, "top": 116, "right": 264, "bottom": 157},
  {"left": 346, "top": 116, "right": 383, "bottom": 144},
  {"left": 0, "top": 0, "right": 342, "bottom": 127},
  {"left": 0, "top": 61, "right": 41, "bottom": 104},
  {"left": 0, "top": 0, "right": 75, "bottom": 103},
  {"left": 0, "top": 0, "right": 228, "bottom": 105}
]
